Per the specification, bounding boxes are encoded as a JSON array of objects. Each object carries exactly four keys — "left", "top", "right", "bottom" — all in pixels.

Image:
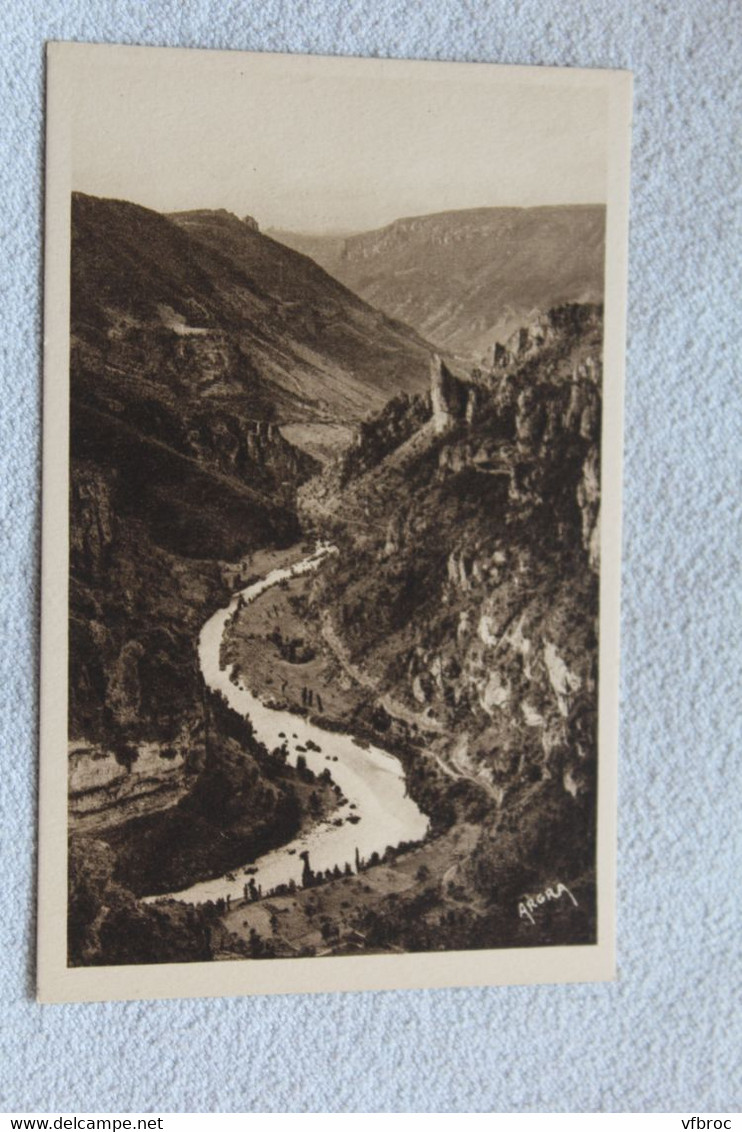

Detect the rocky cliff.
[
  {"left": 69, "top": 193, "right": 425, "bottom": 961},
  {"left": 299, "top": 303, "right": 603, "bottom": 943},
  {"left": 273, "top": 205, "right": 605, "bottom": 358},
  {"left": 430, "top": 355, "right": 472, "bottom": 434},
  {"left": 71, "top": 191, "right": 408, "bottom": 757}
]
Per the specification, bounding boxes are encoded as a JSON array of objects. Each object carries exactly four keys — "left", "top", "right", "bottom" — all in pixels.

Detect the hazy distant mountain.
[
  {"left": 272, "top": 205, "right": 605, "bottom": 358},
  {"left": 264, "top": 230, "right": 355, "bottom": 270}
]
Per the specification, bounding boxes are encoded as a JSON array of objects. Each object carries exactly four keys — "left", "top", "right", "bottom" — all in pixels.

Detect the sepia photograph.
[{"left": 38, "top": 43, "right": 630, "bottom": 1002}]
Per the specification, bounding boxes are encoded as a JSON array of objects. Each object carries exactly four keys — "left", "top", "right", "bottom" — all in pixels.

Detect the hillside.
[
  {"left": 273, "top": 205, "right": 605, "bottom": 359},
  {"left": 73, "top": 195, "right": 433, "bottom": 461},
  {"left": 70, "top": 193, "right": 429, "bottom": 961},
  {"left": 291, "top": 303, "right": 603, "bottom": 950},
  {"left": 69, "top": 191, "right": 438, "bottom": 746},
  {"left": 68, "top": 190, "right": 604, "bottom": 961}
]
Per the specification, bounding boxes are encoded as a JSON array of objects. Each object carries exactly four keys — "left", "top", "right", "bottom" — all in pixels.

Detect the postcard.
[{"left": 38, "top": 42, "right": 631, "bottom": 1002}]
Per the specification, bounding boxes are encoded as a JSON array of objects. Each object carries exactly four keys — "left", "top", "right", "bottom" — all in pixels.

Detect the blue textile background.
[{"left": 1, "top": 0, "right": 740, "bottom": 1114}]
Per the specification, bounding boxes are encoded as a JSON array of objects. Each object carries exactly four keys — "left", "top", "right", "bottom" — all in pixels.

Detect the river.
[{"left": 147, "top": 543, "right": 429, "bottom": 906}]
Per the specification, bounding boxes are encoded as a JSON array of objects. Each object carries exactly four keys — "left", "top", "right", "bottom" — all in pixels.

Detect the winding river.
[{"left": 149, "top": 544, "right": 429, "bottom": 906}]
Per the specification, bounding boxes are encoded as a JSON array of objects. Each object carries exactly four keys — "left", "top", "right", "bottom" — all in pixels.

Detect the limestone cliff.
[
  {"left": 301, "top": 303, "right": 603, "bottom": 926},
  {"left": 430, "top": 355, "right": 470, "bottom": 434},
  {"left": 272, "top": 205, "right": 605, "bottom": 357}
]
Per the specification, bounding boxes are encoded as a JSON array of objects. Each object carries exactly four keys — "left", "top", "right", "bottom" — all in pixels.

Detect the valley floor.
[
  {"left": 210, "top": 546, "right": 595, "bottom": 957},
  {"left": 217, "top": 823, "right": 480, "bottom": 958},
  {"left": 221, "top": 545, "right": 494, "bottom": 798},
  {"left": 222, "top": 548, "right": 367, "bottom": 725}
]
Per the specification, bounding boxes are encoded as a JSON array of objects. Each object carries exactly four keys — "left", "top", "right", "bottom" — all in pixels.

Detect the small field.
[
  {"left": 222, "top": 558, "right": 368, "bottom": 725},
  {"left": 222, "top": 822, "right": 481, "bottom": 956}
]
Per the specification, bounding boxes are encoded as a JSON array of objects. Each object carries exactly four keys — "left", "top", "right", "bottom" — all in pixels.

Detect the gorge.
[{"left": 67, "top": 193, "right": 603, "bottom": 965}]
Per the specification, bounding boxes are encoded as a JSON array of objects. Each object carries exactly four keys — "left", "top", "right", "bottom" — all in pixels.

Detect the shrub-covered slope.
[
  {"left": 274, "top": 206, "right": 605, "bottom": 358},
  {"left": 298, "top": 303, "right": 603, "bottom": 947}
]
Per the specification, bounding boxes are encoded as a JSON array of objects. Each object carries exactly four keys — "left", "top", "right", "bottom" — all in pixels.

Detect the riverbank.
[
  {"left": 221, "top": 550, "right": 495, "bottom": 831},
  {"left": 218, "top": 821, "right": 481, "bottom": 958},
  {"left": 145, "top": 543, "right": 430, "bottom": 908},
  {"left": 141, "top": 541, "right": 593, "bottom": 959},
  {"left": 221, "top": 552, "right": 369, "bottom": 727}
]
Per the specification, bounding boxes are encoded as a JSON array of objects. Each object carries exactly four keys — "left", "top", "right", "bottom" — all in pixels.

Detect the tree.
[{"left": 300, "top": 850, "right": 313, "bottom": 888}]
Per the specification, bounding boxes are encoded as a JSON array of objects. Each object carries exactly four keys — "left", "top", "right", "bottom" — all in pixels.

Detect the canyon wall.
[{"left": 300, "top": 303, "right": 603, "bottom": 939}]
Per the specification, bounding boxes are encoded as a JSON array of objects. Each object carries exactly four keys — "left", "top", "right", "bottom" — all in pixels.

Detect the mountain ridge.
[
  {"left": 67, "top": 191, "right": 604, "bottom": 963},
  {"left": 272, "top": 204, "right": 605, "bottom": 358},
  {"left": 72, "top": 193, "right": 435, "bottom": 461},
  {"left": 218, "top": 300, "right": 605, "bottom": 953}
]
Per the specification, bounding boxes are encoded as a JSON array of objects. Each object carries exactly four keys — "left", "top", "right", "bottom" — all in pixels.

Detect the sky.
[{"left": 67, "top": 44, "right": 610, "bottom": 234}]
